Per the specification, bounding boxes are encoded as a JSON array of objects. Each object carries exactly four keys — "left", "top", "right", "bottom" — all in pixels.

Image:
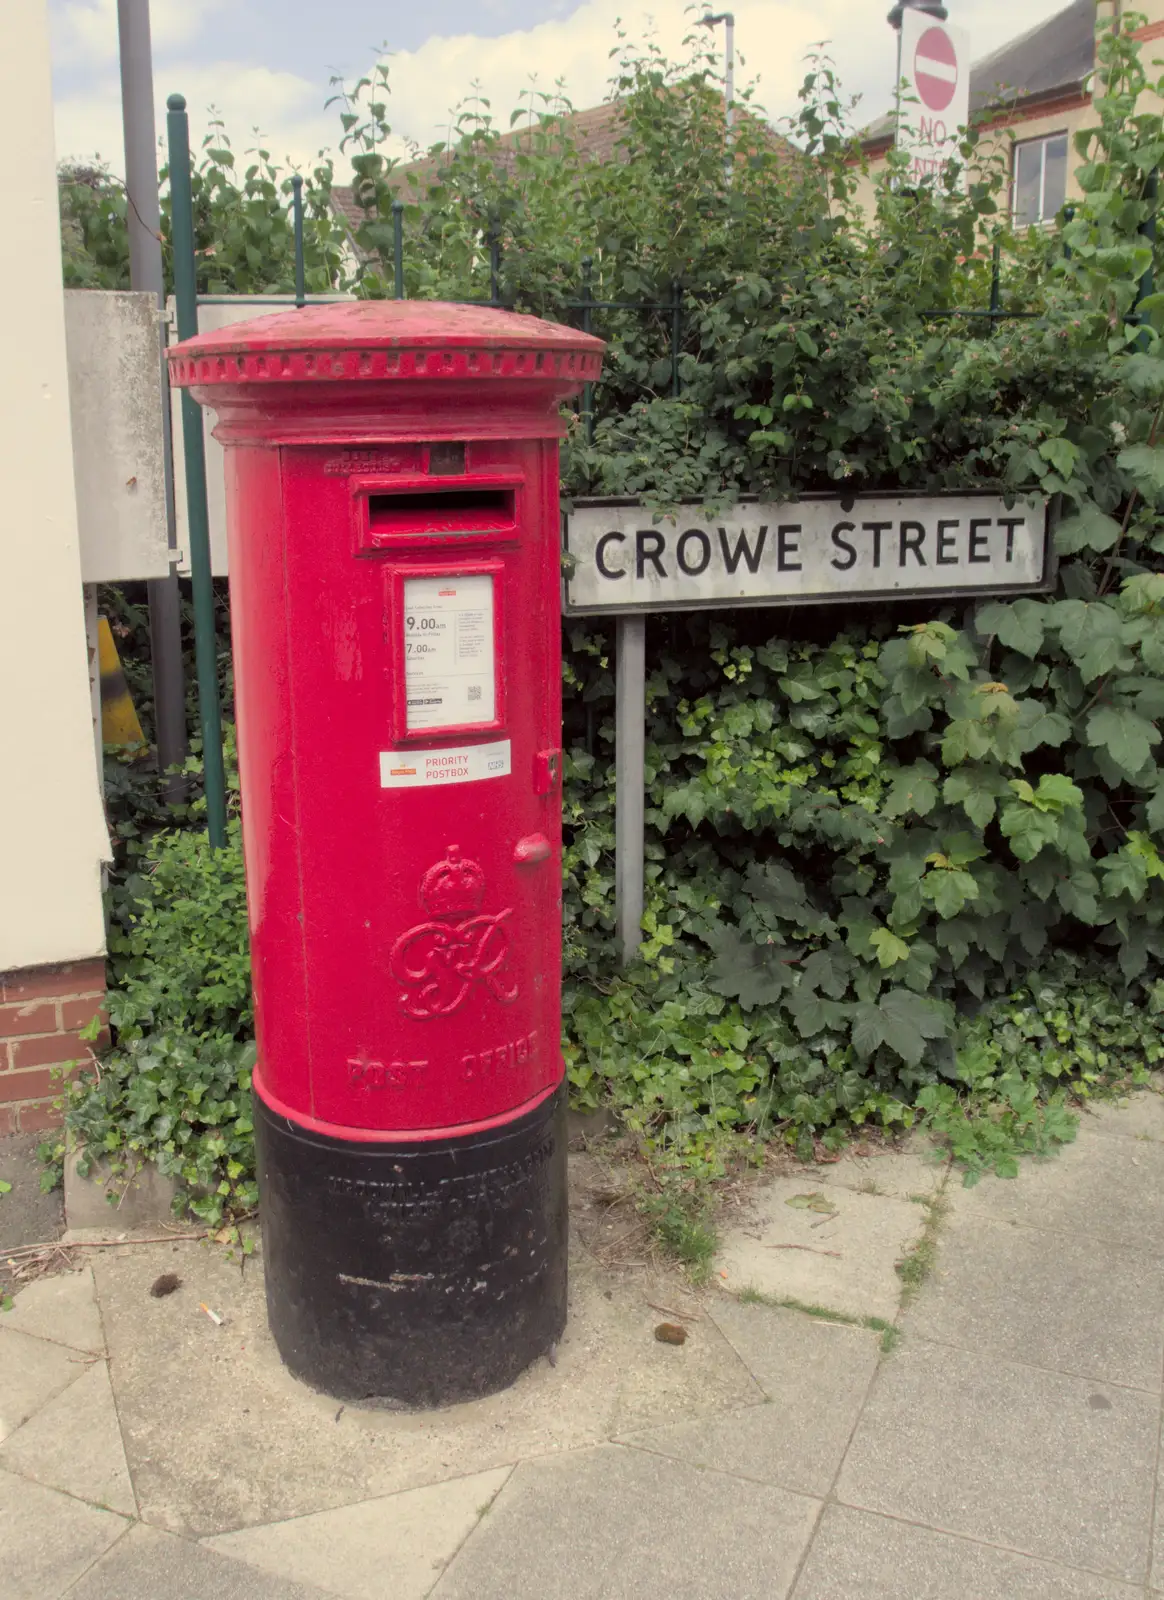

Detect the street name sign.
[{"left": 563, "top": 493, "right": 1052, "bottom": 616}]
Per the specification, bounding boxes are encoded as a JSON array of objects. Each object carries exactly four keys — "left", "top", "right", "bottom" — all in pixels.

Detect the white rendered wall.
[{"left": 0, "top": 0, "right": 110, "bottom": 971}]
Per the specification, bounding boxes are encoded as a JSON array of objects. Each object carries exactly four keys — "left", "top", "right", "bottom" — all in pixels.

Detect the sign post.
[
  {"left": 896, "top": 9, "right": 971, "bottom": 186},
  {"left": 564, "top": 493, "right": 1054, "bottom": 965}
]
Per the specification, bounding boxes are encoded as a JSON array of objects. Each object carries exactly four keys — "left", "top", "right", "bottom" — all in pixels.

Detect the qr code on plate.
[{"left": 467, "top": 685, "right": 482, "bottom": 702}]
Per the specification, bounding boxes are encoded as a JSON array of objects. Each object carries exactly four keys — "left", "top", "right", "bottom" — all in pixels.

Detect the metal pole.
[
  {"left": 117, "top": 0, "right": 187, "bottom": 800},
  {"left": 724, "top": 15, "right": 734, "bottom": 137},
  {"left": 489, "top": 216, "right": 501, "bottom": 306},
  {"left": 167, "top": 92, "right": 228, "bottom": 849},
  {"left": 700, "top": 12, "right": 734, "bottom": 181},
  {"left": 615, "top": 614, "right": 646, "bottom": 966},
  {"left": 1138, "top": 168, "right": 1158, "bottom": 351},
  {"left": 989, "top": 240, "right": 1001, "bottom": 321},
  {"left": 671, "top": 281, "right": 682, "bottom": 398},
  {"left": 392, "top": 200, "right": 404, "bottom": 299},
  {"left": 291, "top": 174, "right": 306, "bottom": 307},
  {"left": 580, "top": 256, "right": 594, "bottom": 445}
]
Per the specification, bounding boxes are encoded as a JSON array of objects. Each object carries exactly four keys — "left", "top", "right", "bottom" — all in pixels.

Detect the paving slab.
[
  {"left": 0, "top": 1465, "right": 126, "bottom": 1600},
  {"left": 793, "top": 1135, "right": 949, "bottom": 1202},
  {"left": 837, "top": 1337, "right": 1159, "bottom": 1582},
  {"left": 63, "top": 1149, "right": 183, "bottom": 1232},
  {"left": 714, "top": 1176, "right": 927, "bottom": 1321},
  {"left": 0, "top": 1325, "right": 88, "bottom": 1443},
  {"left": 206, "top": 1466, "right": 512, "bottom": 1600},
  {"left": 794, "top": 1503, "right": 1145, "bottom": 1600},
  {"left": 67, "top": 1522, "right": 338, "bottom": 1600},
  {"left": 93, "top": 1238, "right": 757, "bottom": 1537},
  {"left": 905, "top": 1207, "right": 1164, "bottom": 1391},
  {"left": 1081, "top": 1090, "right": 1164, "bottom": 1145},
  {"left": 0, "top": 1133, "right": 64, "bottom": 1282},
  {"left": 0, "top": 1358, "right": 136, "bottom": 1515},
  {"left": 1, "top": 1263, "right": 104, "bottom": 1352},
  {"left": 431, "top": 1443, "right": 821, "bottom": 1600},
  {"left": 619, "top": 1300, "right": 880, "bottom": 1497},
  {"left": 947, "top": 1129, "right": 1164, "bottom": 1252}
]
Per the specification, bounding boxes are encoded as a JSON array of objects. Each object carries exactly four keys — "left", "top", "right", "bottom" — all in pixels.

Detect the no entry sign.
[
  {"left": 914, "top": 25, "right": 959, "bottom": 113},
  {"left": 897, "top": 11, "right": 971, "bottom": 185}
]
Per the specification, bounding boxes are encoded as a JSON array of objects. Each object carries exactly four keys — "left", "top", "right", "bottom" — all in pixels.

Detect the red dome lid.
[{"left": 168, "top": 299, "right": 604, "bottom": 390}]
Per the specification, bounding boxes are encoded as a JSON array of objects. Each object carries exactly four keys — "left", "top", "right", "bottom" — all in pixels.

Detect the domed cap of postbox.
[
  {"left": 168, "top": 299, "right": 603, "bottom": 389},
  {"left": 167, "top": 300, "right": 604, "bottom": 442}
]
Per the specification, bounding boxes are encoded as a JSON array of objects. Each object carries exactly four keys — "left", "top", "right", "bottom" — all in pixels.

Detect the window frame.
[{"left": 1011, "top": 130, "right": 1069, "bottom": 228}]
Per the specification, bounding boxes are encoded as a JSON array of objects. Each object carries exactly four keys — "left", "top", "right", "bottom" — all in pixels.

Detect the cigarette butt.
[{"left": 200, "top": 1303, "right": 224, "bottom": 1326}]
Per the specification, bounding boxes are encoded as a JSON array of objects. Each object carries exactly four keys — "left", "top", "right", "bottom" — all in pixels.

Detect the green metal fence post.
[
  {"left": 392, "top": 200, "right": 404, "bottom": 299},
  {"left": 291, "top": 174, "right": 306, "bottom": 308},
  {"left": 489, "top": 216, "right": 501, "bottom": 306},
  {"left": 580, "top": 256, "right": 594, "bottom": 445},
  {"left": 1137, "top": 169, "right": 1158, "bottom": 352},
  {"left": 166, "top": 93, "right": 228, "bottom": 850},
  {"left": 670, "top": 280, "right": 683, "bottom": 398},
  {"left": 989, "top": 241, "right": 1001, "bottom": 323}
]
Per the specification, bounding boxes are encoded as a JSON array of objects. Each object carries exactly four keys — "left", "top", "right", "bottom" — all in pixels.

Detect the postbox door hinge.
[{"left": 533, "top": 748, "right": 561, "bottom": 796}]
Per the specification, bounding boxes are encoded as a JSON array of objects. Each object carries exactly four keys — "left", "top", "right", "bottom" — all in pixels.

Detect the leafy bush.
[
  {"left": 62, "top": 13, "right": 1164, "bottom": 1210},
  {"left": 58, "top": 744, "right": 256, "bottom": 1224}
]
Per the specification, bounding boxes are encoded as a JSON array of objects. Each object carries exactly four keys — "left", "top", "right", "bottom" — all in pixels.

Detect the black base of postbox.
[{"left": 254, "top": 1082, "right": 567, "bottom": 1408}]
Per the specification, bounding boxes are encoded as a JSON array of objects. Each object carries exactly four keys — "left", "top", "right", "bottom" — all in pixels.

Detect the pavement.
[{"left": 2, "top": 1090, "right": 1164, "bottom": 1599}]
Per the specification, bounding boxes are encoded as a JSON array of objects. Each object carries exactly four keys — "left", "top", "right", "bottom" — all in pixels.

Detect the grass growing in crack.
[
  {"left": 737, "top": 1286, "right": 901, "bottom": 1353},
  {"left": 895, "top": 1194, "right": 948, "bottom": 1305},
  {"left": 638, "top": 1182, "right": 717, "bottom": 1281}
]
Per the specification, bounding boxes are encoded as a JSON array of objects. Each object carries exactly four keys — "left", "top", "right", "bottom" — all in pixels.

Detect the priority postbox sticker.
[{"left": 379, "top": 738, "right": 512, "bottom": 789}]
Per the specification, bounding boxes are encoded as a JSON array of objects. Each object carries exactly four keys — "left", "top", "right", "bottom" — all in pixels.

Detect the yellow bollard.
[{"left": 97, "top": 617, "right": 146, "bottom": 748}]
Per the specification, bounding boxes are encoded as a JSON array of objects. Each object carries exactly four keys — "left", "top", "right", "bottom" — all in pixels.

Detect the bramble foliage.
[
  {"left": 58, "top": 123, "right": 348, "bottom": 295},
  {"left": 61, "top": 11, "right": 1164, "bottom": 1207}
]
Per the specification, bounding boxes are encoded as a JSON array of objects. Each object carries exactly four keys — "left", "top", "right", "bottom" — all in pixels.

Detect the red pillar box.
[{"left": 168, "top": 303, "right": 603, "bottom": 1406}]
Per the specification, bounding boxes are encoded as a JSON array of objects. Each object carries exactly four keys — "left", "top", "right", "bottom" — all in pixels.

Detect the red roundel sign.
[{"left": 914, "top": 25, "right": 959, "bottom": 113}]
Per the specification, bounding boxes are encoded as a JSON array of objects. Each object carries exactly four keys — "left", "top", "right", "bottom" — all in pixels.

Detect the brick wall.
[{"left": 0, "top": 958, "right": 108, "bottom": 1135}]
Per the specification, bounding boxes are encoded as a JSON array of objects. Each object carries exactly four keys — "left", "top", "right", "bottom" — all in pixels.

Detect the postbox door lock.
[
  {"left": 534, "top": 748, "right": 562, "bottom": 795},
  {"left": 513, "top": 833, "right": 552, "bottom": 865}
]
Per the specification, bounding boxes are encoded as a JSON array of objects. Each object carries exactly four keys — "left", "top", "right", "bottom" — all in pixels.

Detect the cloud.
[
  {"left": 52, "top": 0, "right": 228, "bottom": 68},
  {"left": 49, "top": 0, "right": 1072, "bottom": 183}
]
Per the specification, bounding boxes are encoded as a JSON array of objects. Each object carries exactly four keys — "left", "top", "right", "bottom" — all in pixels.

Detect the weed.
[
  {"left": 738, "top": 1288, "right": 898, "bottom": 1349},
  {"left": 639, "top": 1183, "right": 717, "bottom": 1281},
  {"left": 896, "top": 1195, "right": 949, "bottom": 1304}
]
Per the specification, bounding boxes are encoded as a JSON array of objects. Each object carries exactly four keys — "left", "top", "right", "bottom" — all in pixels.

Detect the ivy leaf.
[
  {"left": 1039, "top": 437, "right": 1079, "bottom": 478},
  {"left": 1052, "top": 600, "right": 1132, "bottom": 682},
  {"left": 799, "top": 948, "right": 852, "bottom": 999},
  {"left": 1055, "top": 504, "right": 1122, "bottom": 555},
  {"left": 1017, "top": 703, "right": 1072, "bottom": 752},
  {"left": 786, "top": 986, "right": 847, "bottom": 1037},
  {"left": 942, "top": 719, "right": 993, "bottom": 766},
  {"left": 869, "top": 928, "right": 911, "bottom": 968},
  {"left": 999, "top": 803, "right": 1061, "bottom": 862},
  {"left": 1086, "top": 705, "right": 1160, "bottom": 778},
  {"left": 706, "top": 930, "right": 795, "bottom": 1010},
  {"left": 1057, "top": 871, "right": 1100, "bottom": 922},
  {"left": 1146, "top": 782, "right": 1164, "bottom": 833},
  {"left": 980, "top": 597, "right": 1047, "bottom": 657},
  {"left": 943, "top": 766, "right": 1006, "bottom": 827},
  {"left": 1122, "top": 351, "right": 1164, "bottom": 399},
  {"left": 926, "top": 868, "right": 980, "bottom": 918},
  {"left": 883, "top": 761, "right": 939, "bottom": 819},
  {"left": 1118, "top": 444, "right": 1164, "bottom": 501},
  {"left": 852, "top": 989, "right": 947, "bottom": 1065},
  {"left": 1100, "top": 851, "right": 1150, "bottom": 901}
]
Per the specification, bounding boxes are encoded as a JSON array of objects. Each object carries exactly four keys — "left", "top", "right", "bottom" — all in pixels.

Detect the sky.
[{"left": 48, "top": 0, "right": 1071, "bottom": 182}]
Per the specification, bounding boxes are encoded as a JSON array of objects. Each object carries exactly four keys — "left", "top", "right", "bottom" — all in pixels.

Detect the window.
[{"left": 1012, "top": 133, "right": 1068, "bottom": 227}]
